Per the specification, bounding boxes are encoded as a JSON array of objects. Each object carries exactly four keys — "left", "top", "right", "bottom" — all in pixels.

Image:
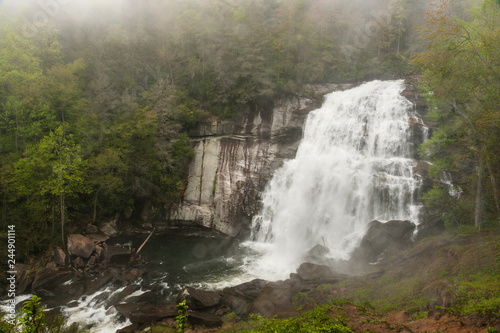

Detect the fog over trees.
[{"left": 0, "top": 0, "right": 498, "bottom": 256}]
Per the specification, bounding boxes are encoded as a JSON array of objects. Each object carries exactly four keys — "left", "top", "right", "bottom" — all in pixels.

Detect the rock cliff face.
[
  {"left": 170, "top": 99, "right": 313, "bottom": 237},
  {"left": 170, "top": 81, "right": 429, "bottom": 238},
  {"left": 169, "top": 85, "right": 347, "bottom": 237}
]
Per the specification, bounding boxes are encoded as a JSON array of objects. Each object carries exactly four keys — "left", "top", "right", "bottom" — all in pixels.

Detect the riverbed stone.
[
  {"left": 32, "top": 268, "right": 74, "bottom": 293},
  {"left": 53, "top": 247, "right": 68, "bottom": 266},
  {"left": 115, "top": 303, "right": 177, "bottom": 324},
  {"left": 105, "top": 284, "right": 141, "bottom": 309},
  {"left": 99, "top": 222, "right": 118, "bottom": 237},
  {"left": 67, "top": 234, "right": 95, "bottom": 259},
  {"left": 17, "top": 269, "right": 36, "bottom": 294},
  {"left": 86, "top": 255, "right": 97, "bottom": 268},
  {"left": 176, "top": 287, "right": 221, "bottom": 310},
  {"left": 87, "top": 234, "right": 110, "bottom": 244},
  {"left": 84, "top": 273, "right": 114, "bottom": 295},
  {"left": 73, "top": 257, "right": 86, "bottom": 268},
  {"left": 188, "top": 311, "right": 223, "bottom": 327}
]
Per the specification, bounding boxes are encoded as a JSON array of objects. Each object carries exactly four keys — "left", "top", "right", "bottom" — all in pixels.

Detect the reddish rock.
[
  {"left": 67, "top": 234, "right": 95, "bottom": 259},
  {"left": 73, "top": 257, "right": 86, "bottom": 268},
  {"left": 53, "top": 247, "right": 68, "bottom": 266}
]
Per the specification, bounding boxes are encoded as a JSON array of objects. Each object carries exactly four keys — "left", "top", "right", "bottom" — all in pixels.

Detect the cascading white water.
[{"left": 244, "top": 80, "right": 423, "bottom": 279}]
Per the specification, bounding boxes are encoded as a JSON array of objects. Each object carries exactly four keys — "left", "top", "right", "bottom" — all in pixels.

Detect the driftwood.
[{"left": 135, "top": 228, "right": 155, "bottom": 256}]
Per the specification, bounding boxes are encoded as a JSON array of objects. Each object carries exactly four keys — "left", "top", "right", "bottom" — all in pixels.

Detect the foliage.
[
  {"left": 0, "top": 296, "right": 86, "bottom": 333},
  {"left": 19, "top": 296, "right": 46, "bottom": 333},
  {"left": 0, "top": 0, "right": 492, "bottom": 257},
  {"left": 414, "top": 0, "right": 500, "bottom": 229},
  {"left": 176, "top": 300, "right": 189, "bottom": 333},
  {"left": 231, "top": 304, "right": 353, "bottom": 333}
]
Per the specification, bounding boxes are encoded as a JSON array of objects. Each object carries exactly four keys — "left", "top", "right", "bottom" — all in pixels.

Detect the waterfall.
[{"left": 245, "top": 80, "right": 423, "bottom": 279}]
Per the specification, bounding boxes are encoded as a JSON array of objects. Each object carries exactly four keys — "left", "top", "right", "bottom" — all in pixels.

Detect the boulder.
[
  {"left": 67, "top": 234, "right": 95, "bottom": 259},
  {"left": 221, "top": 279, "right": 268, "bottom": 316},
  {"left": 99, "top": 222, "right": 118, "bottom": 237},
  {"left": 304, "top": 244, "right": 330, "bottom": 263},
  {"left": 73, "top": 257, "right": 86, "bottom": 268},
  {"left": 115, "top": 303, "right": 177, "bottom": 324},
  {"left": 87, "top": 256, "right": 97, "bottom": 268},
  {"left": 116, "top": 323, "right": 140, "bottom": 333},
  {"left": 176, "top": 287, "right": 221, "bottom": 310},
  {"left": 188, "top": 311, "right": 223, "bottom": 327},
  {"left": 84, "top": 273, "right": 114, "bottom": 295},
  {"left": 17, "top": 270, "right": 36, "bottom": 294},
  {"left": 296, "top": 263, "right": 332, "bottom": 281},
  {"left": 87, "top": 234, "right": 110, "bottom": 244},
  {"left": 294, "top": 263, "right": 347, "bottom": 284},
  {"left": 95, "top": 245, "right": 104, "bottom": 260},
  {"left": 114, "top": 303, "right": 145, "bottom": 319},
  {"left": 32, "top": 268, "right": 73, "bottom": 293},
  {"left": 104, "top": 284, "right": 141, "bottom": 309},
  {"left": 223, "top": 279, "right": 267, "bottom": 300},
  {"left": 351, "top": 220, "right": 416, "bottom": 263},
  {"left": 250, "top": 282, "right": 297, "bottom": 319},
  {"left": 221, "top": 294, "right": 250, "bottom": 316},
  {"left": 43, "top": 282, "right": 85, "bottom": 308},
  {"left": 53, "top": 247, "right": 68, "bottom": 266}
]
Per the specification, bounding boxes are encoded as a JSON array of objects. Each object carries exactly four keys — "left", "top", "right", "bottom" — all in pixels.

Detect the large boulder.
[
  {"left": 188, "top": 311, "right": 223, "bottom": 327},
  {"left": 17, "top": 269, "right": 36, "bottom": 294},
  {"left": 304, "top": 244, "right": 330, "bottom": 264},
  {"left": 351, "top": 220, "right": 416, "bottom": 263},
  {"left": 115, "top": 303, "right": 177, "bottom": 324},
  {"left": 67, "top": 234, "right": 95, "bottom": 259},
  {"left": 294, "top": 263, "right": 347, "bottom": 284},
  {"left": 250, "top": 282, "right": 297, "bottom": 319},
  {"left": 221, "top": 279, "right": 267, "bottom": 316},
  {"left": 99, "top": 222, "right": 118, "bottom": 237},
  {"left": 176, "top": 287, "right": 221, "bottom": 310},
  {"left": 31, "top": 268, "right": 74, "bottom": 293}
]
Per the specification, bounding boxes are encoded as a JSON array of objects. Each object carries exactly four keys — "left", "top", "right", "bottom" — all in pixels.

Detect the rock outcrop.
[
  {"left": 351, "top": 219, "right": 416, "bottom": 263},
  {"left": 170, "top": 85, "right": 354, "bottom": 237},
  {"left": 167, "top": 80, "right": 429, "bottom": 238}
]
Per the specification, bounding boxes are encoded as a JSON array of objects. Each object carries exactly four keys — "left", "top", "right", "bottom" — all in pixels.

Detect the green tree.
[
  {"left": 14, "top": 126, "right": 88, "bottom": 246},
  {"left": 415, "top": 0, "right": 500, "bottom": 229}
]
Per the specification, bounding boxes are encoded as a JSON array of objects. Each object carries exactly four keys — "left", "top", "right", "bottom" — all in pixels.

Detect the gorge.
[{"left": 11, "top": 79, "right": 431, "bottom": 332}]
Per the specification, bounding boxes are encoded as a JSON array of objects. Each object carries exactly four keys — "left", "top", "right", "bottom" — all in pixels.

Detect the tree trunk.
[
  {"left": 485, "top": 158, "right": 500, "bottom": 225},
  {"left": 474, "top": 156, "right": 484, "bottom": 230},
  {"left": 61, "top": 192, "right": 65, "bottom": 246},
  {"left": 52, "top": 204, "right": 55, "bottom": 236}
]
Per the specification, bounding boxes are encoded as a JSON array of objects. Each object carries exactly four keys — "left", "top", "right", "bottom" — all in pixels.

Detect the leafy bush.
[{"left": 237, "top": 304, "right": 354, "bottom": 333}]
